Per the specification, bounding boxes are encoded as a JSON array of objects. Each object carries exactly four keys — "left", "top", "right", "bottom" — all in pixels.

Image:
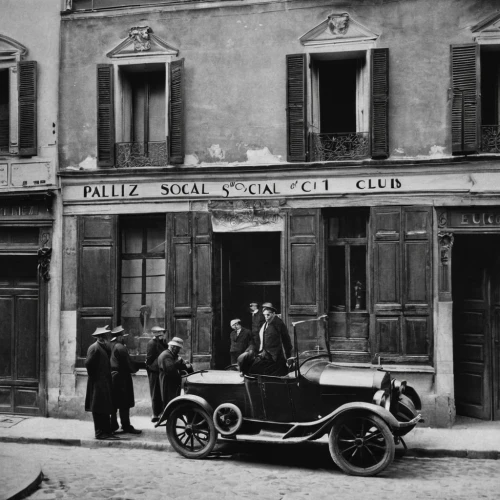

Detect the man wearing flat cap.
[
  {"left": 109, "top": 325, "right": 143, "bottom": 434},
  {"left": 158, "top": 337, "right": 194, "bottom": 409},
  {"left": 146, "top": 326, "right": 167, "bottom": 422},
  {"left": 85, "top": 325, "right": 119, "bottom": 440},
  {"left": 238, "top": 302, "right": 293, "bottom": 377},
  {"left": 229, "top": 319, "right": 253, "bottom": 365}
]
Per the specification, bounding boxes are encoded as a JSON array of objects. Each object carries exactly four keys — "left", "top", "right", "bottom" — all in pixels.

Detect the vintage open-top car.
[{"left": 156, "top": 315, "right": 422, "bottom": 476}]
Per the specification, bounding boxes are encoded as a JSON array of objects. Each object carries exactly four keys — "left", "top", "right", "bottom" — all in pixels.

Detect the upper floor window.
[
  {"left": 286, "top": 13, "right": 388, "bottom": 163},
  {"left": 0, "top": 35, "right": 37, "bottom": 157},
  {"left": 97, "top": 27, "right": 183, "bottom": 168}
]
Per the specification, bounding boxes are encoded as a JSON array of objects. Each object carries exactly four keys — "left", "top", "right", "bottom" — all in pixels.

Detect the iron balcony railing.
[
  {"left": 481, "top": 125, "right": 500, "bottom": 154},
  {"left": 116, "top": 141, "right": 168, "bottom": 168},
  {"left": 310, "top": 132, "right": 370, "bottom": 161}
]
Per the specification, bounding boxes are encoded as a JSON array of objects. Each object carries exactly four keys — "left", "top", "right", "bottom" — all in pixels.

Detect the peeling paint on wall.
[
  {"left": 429, "top": 145, "right": 446, "bottom": 157},
  {"left": 208, "top": 144, "right": 226, "bottom": 161},
  {"left": 246, "top": 147, "right": 283, "bottom": 164},
  {"left": 78, "top": 156, "right": 97, "bottom": 170},
  {"left": 184, "top": 154, "right": 200, "bottom": 166}
]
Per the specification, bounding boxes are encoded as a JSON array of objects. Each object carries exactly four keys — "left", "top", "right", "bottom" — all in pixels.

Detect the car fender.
[
  {"left": 155, "top": 395, "right": 214, "bottom": 427},
  {"left": 309, "top": 402, "right": 401, "bottom": 440}
]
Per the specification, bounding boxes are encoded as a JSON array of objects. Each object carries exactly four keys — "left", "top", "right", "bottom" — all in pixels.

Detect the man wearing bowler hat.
[
  {"left": 229, "top": 318, "right": 253, "bottom": 365},
  {"left": 85, "top": 325, "right": 119, "bottom": 440},
  {"left": 109, "top": 325, "right": 142, "bottom": 434},
  {"left": 158, "top": 337, "right": 194, "bottom": 408},
  {"left": 146, "top": 326, "right": 167, "bottom": 422},
  {"left": 238, "top": 302, "right": 293, "bottom": 377}
]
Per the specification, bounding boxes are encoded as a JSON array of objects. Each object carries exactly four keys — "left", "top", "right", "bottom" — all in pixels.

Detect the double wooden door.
[
  {"left": 0, "top": 255, "right": 41, "bottom": 415},
  {"left": 453, "top": 235, "right": 500, "bottom": 420}
]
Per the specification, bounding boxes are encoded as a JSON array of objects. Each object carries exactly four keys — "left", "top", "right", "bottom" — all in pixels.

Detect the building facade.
[
  {"left": 57, "top": 0, "right": 500, "bottom": 426},
  {"left": 0, "top": 0, "right": 61, "bottom": 416}
]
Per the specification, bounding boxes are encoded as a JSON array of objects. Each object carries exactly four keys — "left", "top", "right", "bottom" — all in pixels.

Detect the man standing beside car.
[
  {"left": 250, "top": 301, "right": 265, "bottom": 338},
  {"left": 146, "top": 326, "right": 167, "bottom": 422},
  {"left": 228, "top": 318, "right": 253, "bottom": 365},
  {"left": 238, "top": 302, "right": 293, "bottom": 377},
  {"left": 158, "top": 337, "right": 194, "bottom": 408}
]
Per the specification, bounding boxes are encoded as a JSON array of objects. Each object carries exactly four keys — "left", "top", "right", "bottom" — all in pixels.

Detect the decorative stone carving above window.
[
  {"left": 106, "top": 26, "right": 178, "bottom": 59},
  {"left": 0, "top": 34, "right": 28, "bottom": 61},
  {"left": 299, "top": 12, "right": 379, "bottom": 47},
  {"left": 471, "top": 12, "right": 500, "bottom": 44}
]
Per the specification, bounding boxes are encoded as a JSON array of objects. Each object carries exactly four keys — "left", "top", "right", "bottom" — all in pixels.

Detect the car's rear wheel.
[
  {"left": 329, "top": 413, "right": 395, "bottom": 477},
  {"left": 166, "top": 403, "right": 217, "bottom": 459}
]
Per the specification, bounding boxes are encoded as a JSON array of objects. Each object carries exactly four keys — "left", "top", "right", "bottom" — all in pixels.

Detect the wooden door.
[
  {"left": 0, "top": 255, "right": 40, "bottom": 415},
  {"left": 453, "top": 238, "right": 493, "bottom": 419},
  {"left": 491, "top": 254, "right": 500, "bottom": 420}
]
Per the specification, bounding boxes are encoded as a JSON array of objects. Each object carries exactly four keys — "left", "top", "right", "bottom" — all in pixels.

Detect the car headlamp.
[{"left": 373, "top": 389, "right": 391, "bottom": 411}]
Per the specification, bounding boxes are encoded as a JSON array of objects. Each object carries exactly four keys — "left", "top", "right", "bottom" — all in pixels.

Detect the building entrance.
[
  {"left": 214, "top": 232, "right": 281, "bottom": 368},
  {"left": 452, "top": 234, "right": 500, "bottom": 420},
  {"left": 0, "top": 254, "right": 41, "bottom": 415}
]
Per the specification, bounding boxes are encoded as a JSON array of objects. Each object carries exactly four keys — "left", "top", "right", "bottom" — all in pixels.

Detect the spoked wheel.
[
  {"left": 166, "top": 403, "right": 217, "bottom": 459},
  {"left": 329, "top": 413, "right": 395, "bottom": 476}
]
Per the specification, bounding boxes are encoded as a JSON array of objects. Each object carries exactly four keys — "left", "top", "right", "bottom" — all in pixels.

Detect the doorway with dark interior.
[
  {"left": 214, "top": 232, "right": 281, "bottom": 368},
  {"left": 452, "top": 234, "right": 500, "bottom": 420}
]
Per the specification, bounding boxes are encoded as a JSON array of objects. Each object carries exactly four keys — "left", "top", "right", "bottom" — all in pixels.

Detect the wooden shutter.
[
  {"left": 287, "top": 209, "right": 322, "bottom": 351},
  {"left": 77, "top": 215, "right": 117, "bottom": 365},
  {"left": 371, "top": 48, "right": 389, "bottom": 159},
  {"left": 18, "top": 60, "right": 37, "bottom": 157},
  {"left": 169, "top": 58, "right": 185, "bottom": 164},
  {"left": 451, "top": 44, "right": 479, "bottom": 154},
  {"left": 96, "top": 64, "right": 115, "bottom": 167},
  {"left": 371, "top": 206, "right": 432, "bottom": 363},
  {"left": 286, "top": 54, "right": 307, "bottom": 162}
]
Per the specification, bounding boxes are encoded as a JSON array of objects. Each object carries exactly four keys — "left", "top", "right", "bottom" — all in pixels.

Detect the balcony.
[
  {"left": 481, "top": 125, "right": 500, "bottom": 154},
  {"left": 310, "top": 132, "right": 370, "bottom": 162},
  {"left": 116, "top": 141, "right": 168, "bottom": 168}
]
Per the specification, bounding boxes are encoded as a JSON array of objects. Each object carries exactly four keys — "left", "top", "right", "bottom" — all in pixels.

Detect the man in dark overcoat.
[
  {"left": 238, "top": 302, "right": 293, "bottom": 377},
  {"left": 85, "top": 325, "right": 119, "bottom": 440},
  {"left": 109, "top": 325, "right": 142, "bottom": 434},
  {"left": 146, "top": 326, "right": 167, "bottom": 422},
  {"left": 250, "top": 302, "right": 265, "bottom": 338},
  {"left": 158, "top": 337, "right": 193, "bottom": 408},
  {"left": 229, "top": 318, "right": 253, "bottom": 365}
]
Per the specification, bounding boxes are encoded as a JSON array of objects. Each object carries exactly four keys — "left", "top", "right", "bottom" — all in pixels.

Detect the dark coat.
[
  {"left": 85, "top": 340, "right": 113, "bottom": 414},
  {"left": 146, "top": 338, "right": 166, "bottom": 416},
  {"left": 229, "top": 327, "right": 253, "bottom": 355},
  {"left": 158, "top": 348, "right": 192, "bottom": 407},
  {"left": 110, "top": 342, "right": 140, "bottom": 409},
  {"left": 255, "top": 315, "right": 293, "bottom": 362},
  {"left": 251, "top": 309, "right": 266, "bottom": 336}
]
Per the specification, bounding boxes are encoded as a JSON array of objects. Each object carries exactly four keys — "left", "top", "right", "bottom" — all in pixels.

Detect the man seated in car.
[{"left": 237, "top": 302, "right": 293, "bottom": 376}]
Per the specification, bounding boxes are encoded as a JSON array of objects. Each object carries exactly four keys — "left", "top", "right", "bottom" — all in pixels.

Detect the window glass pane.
[
  {"left": 330, "top": 212, "right": 367, "bottom": 239},
  {"left": 148, "top": 71, "right": 166, "bottom": 141},
  {"left": 121, "top": 259, "right": 142, "bottom": 277},
  {"left": 146, "top": 275, "right": 165, "bottom": 293},
  {"left": 147, "top": 227, "right": 165, "bottom": 253},
  {"left": 0, "top": 69, "right": 9, "bottom": 151},
  {"left": 350, "top": 245, "right": 367, "bottom": 311},
  {"left": 122, "top": 228, "right": 143, "bottom": 254},
  {"left": 328, "top": 246, "right": 346, "bottom": 310},
  {"left": 146, "top": 292, "right": 165, "bottom": 319},
  {"left": 121, "top": 292, "right": 142, "bottom": 318},
  {"left": 121, "top": 277, "right": 142, "bottom": 294}
]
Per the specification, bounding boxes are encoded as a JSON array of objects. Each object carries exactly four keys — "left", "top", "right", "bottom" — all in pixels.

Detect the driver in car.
[{"left": 238, "top": 302, "right": 293, "bottom": 376}]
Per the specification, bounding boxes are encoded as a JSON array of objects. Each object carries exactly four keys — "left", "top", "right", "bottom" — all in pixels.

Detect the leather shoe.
[
  {"left": 122, "top": 426, "right": 142, "bottom": 434},
  {"left": 151, "top": 416, "right": 159, "bottom": 423},
  {"left": 96, "top": 433, "right": 121, "bottom": 440}
]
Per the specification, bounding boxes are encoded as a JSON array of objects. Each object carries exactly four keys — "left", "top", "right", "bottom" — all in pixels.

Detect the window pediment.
[
  {"left": 106, "top": 26, "right": 179, "bottom": 59},
  {"left": 0, "top": 35, "right": 28, "bottom": 61},
  {"left": 299, "top": 12, "right": 378, "bottom": 47},
  {"left": 472, "top": 12, "right": 500, "bottom": 43}
]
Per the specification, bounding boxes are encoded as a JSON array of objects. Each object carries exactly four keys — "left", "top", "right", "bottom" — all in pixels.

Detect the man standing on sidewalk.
[
  {"left": 158, "top": 337, "right": 193, "bottom": 408},
  {"left": 146, "top": 326, "right": 167, "bottom": 422},
  {"left": 85, "top": 325, "right": 119, "bottom": 440},
  {"left": 109, "top": 325, "right": 142, "bottom": 434}
]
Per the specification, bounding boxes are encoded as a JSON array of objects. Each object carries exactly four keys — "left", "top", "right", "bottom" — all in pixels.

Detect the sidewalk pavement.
[{"left": 1, "top": 414, "right": 499, "bottom": 499}]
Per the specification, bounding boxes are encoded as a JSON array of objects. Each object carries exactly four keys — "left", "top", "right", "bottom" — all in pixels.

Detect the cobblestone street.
[{"left": 2, "top": 441, "right": 499, "bottom": 500}]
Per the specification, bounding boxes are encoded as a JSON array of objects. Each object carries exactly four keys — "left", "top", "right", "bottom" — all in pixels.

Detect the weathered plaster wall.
[{"left": 59, "top": 0, "right": 500, "bottom": 167}]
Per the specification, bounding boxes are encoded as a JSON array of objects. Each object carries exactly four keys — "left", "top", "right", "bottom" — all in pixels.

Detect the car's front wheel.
[
  {"left": 166, "top": 403, "right": 217, "bottom": 459},
  {"left": 329, "top": 413, "right": 395, "bottom": 477}
]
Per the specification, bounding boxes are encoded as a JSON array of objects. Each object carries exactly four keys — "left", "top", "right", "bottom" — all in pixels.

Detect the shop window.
[
  {"left": 0, "top": 36, "right": 37, "bottom": 156},
  {"left": 120, "top": 216, "right": 166, "bottom": 355},
  {"left": 327, "top": 209, "right": 370, "bottom": 362}
]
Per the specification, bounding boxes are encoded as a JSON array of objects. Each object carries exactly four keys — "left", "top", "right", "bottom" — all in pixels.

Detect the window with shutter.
[
  {"left": 18, "top": 61, "right": 37, "bottom": 157},
  {"left": 286, "top": 48, "right": 388, "bottom": 162},
  {"left": 450, "top": 44, "right": 479, "bottom": 154},
  {"left": 103, "top": 57, "right": 185, "bottom": 167}
]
